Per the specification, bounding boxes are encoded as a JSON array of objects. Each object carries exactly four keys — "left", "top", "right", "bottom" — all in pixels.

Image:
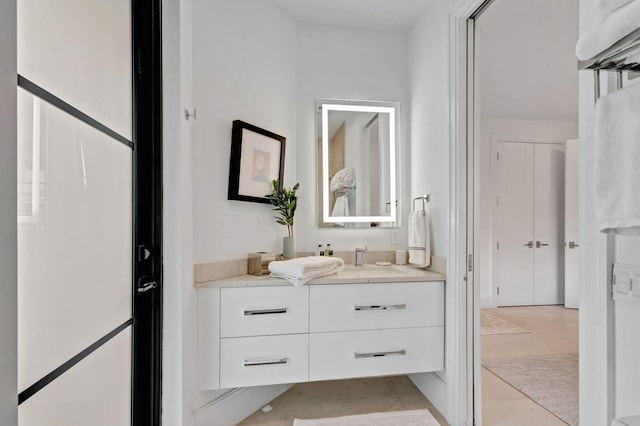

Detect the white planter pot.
[{"left": 283, "top": 236, "right": 295, "bottom": 259}]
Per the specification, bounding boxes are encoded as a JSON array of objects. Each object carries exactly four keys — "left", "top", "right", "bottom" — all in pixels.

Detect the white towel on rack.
[
  {"left": 595, "top": 0, "right": 634, "bottom": 14},
  {"left": 268, "top": 256, "right": 345, "bottom": 286},
  {"left": 576, "top": 0, "right": 640, "bottom": 60},
  {"left": 408, "top": 210, "right": 431, "bottom": 267},
  {"left": 595, "top": 81, "right": 640, "bottom": 235},
  {"left": 331, "top": 194, "right": 350, "bottom": 227}
]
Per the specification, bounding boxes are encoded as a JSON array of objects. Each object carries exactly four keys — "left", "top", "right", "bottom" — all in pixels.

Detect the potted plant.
[{"left": 265, "top": 179, "right": 300, "bottom": 259}]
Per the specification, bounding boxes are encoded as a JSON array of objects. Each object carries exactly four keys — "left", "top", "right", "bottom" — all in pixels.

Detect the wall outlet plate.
[
  {"left": 613, "top": 263, "right": 640, "bottom": 303},
  {"left": 390, "top": 229, "right": 400, "bottom": 246}
]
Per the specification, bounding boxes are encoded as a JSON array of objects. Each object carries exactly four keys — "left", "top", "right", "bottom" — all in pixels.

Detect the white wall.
[
  {"left": 475, "top": 0, "right": 579, "bottom": 307},
  {"left": 295, "top": 23, "right": 410, "bottom": 251},
  {"left": 162, "top": 0, "right": 193, "bottom": 424},
  {"left": 408, "top": 2, "right": 451, "bottom": 259},
  {"left": 0, "top": 0, "right": 17, "bottom": 424},
  {"left": 191, "top": 0, "right": 297, "bottom": 264},
  {"left": 406, "top": 1, "right": 455, "bottom": 420},
  {"left": 476, "top": 0, "right": 579, "bottom": 123},
  {"left": 187, "top": 0, "right": 297, "bottom": 420},
  {"left": 578, "top": 0, "right": 640, "bottom": 422}
]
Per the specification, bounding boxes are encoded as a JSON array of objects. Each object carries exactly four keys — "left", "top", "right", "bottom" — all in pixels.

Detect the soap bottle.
[
  {"left": 325, "top": 244, "right": 333, "bottom": 256},
  {"left": 317, "top": 244, "right": 324, "bottom": 256}
]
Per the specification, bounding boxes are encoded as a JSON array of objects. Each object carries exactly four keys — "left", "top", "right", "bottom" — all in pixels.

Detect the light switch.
[
  {"left": 616, "top": 271, "right": 630, "bottom": 294},
  {"left": 633, "top": 274, "right": 640, "bottom": 297}
]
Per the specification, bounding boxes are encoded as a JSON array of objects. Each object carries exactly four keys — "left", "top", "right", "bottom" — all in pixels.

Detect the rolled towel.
[{"left": 269, "top": 256, "right": 345, "bottom": 286}]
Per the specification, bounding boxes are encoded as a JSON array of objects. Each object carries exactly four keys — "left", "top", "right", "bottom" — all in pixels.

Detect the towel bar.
[{"left": 412, "top": 194, "right": 430, "bottom": 212}]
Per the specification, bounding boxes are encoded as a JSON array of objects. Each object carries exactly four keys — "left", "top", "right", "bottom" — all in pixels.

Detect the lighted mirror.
[{"left": 317, "top": 99, "right": 399, "bottom": 228}]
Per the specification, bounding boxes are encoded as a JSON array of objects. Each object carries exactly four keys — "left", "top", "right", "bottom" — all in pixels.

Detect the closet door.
[
  {"left": 494, "top": 142, "right": 535, "bottom": 306},
  {"left": 533, "top": 143, "right": 565, "bottom": 305}
]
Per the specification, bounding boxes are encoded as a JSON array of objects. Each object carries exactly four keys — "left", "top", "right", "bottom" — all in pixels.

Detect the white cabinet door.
[
  {"left": 220, "top": 334, "right": 309, "bottom": 389},
  {"left": 309, "top": 327, "right": 443, "bottom": 381},
  {"left": 564, "top": 140, "right": 579, "bottom": 309},
  {"left": 533, "top": 143, "right": 565, "bottom": 305},
  {"left": 495, "top": 142, "right": 535, "bottom": 306},
  {"left": 220, "top": 286, "right": 309, "bottom": 338},
  {"left": 310, "top": 282, "right": 444, "bottom": 332}
]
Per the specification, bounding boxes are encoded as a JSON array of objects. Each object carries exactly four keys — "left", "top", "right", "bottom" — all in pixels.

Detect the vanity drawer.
[
  {"left": 220, "top": 334, "right": 309, "bottom": 388},
  {"left": 220, "top": 286, "right": 309, "bottom": 338},
  {"left": 309, "top": 327, "right": 443, "bottom": 381},
  {"left": 309, "top": 282, "right": 444, "bottom": 332}
]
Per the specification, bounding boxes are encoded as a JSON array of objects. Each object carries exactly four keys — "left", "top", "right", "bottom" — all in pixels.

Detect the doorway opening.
[{"left": 468, "top": 0, "right": 580, "bottom": 424}]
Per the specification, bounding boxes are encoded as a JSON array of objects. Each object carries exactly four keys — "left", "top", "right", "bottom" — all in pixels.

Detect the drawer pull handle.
[
  {"left": 354, "top": 304, "right": 406, "bottom": 311},
  {"left": 355, "top": 349, "right": 406, "bottom": 359},
  {"left": 243, "top": 358, "right": 288, "bottom": 367},
  {"left": 244, "top": 308, "right": 287, "bottom": 316}
]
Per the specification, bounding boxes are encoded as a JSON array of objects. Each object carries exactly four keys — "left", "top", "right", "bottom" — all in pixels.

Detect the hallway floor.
[{"left": 482, "top": 305, "right": 579, "bottom": 425}]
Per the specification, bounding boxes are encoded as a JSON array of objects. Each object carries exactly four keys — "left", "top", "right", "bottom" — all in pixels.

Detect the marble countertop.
[{"left": 195, "top": 264, "right": 446, "bottom": 289}]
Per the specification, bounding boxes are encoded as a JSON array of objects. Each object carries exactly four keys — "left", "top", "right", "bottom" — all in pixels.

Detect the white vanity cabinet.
[
  {"left": 308, "top": 283, "right": 444, "bottom": 381},
  {"left": 197, "top": 278, "right": 445, "bottom": 391},
  {"left": 208, "top": 285, "right": 310, "bottom": 389}
]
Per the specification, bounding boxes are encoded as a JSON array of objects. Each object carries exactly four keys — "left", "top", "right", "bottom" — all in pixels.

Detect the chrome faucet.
[{"left": 355, "top": 246, "right": 368, "bottom": 266}]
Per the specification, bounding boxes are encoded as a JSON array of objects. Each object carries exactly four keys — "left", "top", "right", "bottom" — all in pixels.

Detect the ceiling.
[{"left": 270, "top": 0, "right": 433, "bottom": 32}]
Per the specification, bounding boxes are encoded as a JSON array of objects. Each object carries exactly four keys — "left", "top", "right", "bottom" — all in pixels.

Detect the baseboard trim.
[
  {"left": 409, "top": 372, "right": 448, "bottom": 421},
  {"left": 195, "top": 384, "right": 292, "bottom": 426}
]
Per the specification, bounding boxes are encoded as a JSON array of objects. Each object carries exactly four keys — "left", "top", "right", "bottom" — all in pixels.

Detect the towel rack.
[
  {"left": 580, "top": 27, "right": 640, "bottom": 102},
  {"left": 412, "top": 194, "right": 430, "bottom": 212}
]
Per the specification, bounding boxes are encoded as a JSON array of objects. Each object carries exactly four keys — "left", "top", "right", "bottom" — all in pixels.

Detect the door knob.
[
  {"left": 568, "top": 241, "right": 579, "bottom": 249},
  {"left": 536, "top": 241, "right": 549, "bottom": 248},
  {"left": 524, "top": 241, "right": 534, "bottom": 248}
]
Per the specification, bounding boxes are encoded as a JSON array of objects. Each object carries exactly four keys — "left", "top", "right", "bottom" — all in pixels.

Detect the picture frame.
[{"left": 228, "top": 120, "right": 286, "bottom": 204}]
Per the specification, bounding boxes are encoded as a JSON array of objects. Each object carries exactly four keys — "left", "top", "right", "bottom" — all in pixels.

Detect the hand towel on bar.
[
  {"left": 331, "top": 194, "right": 349, "bottom": 227},
  {"left": 408, "top": 210, "right": 431, "bottom": 267},
  {"left": 595, "top": 81, "right": 640, "bottom": 235},
  {"left": 269, "top": 256, "right": 345, "bottom": 286},
  {"left": 575, "top": 0, "right": 640, "bottom": 60}
]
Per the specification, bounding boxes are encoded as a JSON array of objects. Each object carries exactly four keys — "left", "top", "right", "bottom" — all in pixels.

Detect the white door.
[
  {"left": 494, "top": 141, "right": 565, "bottom": 306},
  {"left": 533, "top": 143, "right": 565, "bottom": 305},
  {"left": 564, "top": 140, "right": 579, "bottom": 309},
  {"left": 494, "top": 142, "right": 535, "bottom": 306}
]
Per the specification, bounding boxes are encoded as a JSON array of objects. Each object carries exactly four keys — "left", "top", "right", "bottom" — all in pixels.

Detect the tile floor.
[
  {"left": 238, "top": 375, "right": 447, "bottom": 425},
  {"left": 237, "top": 306, "right": 578, "bottom": 425}
]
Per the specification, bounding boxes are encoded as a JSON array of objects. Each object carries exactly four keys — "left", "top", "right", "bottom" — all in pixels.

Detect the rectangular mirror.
[{"left": 317, "top": 99, "right": 400, "bottom": 228}]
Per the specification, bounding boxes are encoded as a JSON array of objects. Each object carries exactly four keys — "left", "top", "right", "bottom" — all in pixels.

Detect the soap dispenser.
[
  {"left": 317, "top": 244, "right": 324, "bottom": 256},
  {"left": 325, "top": 244, "right": 333, "bottom": 256}
]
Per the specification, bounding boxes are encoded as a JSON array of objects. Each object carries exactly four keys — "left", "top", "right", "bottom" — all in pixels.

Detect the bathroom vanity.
[{"left": 196, "top": 265, "right": 445, "bottom": 390}]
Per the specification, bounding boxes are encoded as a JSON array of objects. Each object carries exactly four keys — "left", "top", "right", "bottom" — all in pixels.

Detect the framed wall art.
[{"left": 228, "top": 120, "right": 286, "bottom": 204}]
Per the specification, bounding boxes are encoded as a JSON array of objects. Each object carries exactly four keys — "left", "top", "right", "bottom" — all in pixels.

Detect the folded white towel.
[
  {"left": 595, "top": 82, "right": 640, "bottom": 235},
  {"left": 576, "top": 0, "right": 640, "bottom": 60},
  {"left": 269, "top": 256, "right": 345, "bottom": 286},
  {"left": 408, "top": 210, "right": 431, "bottom": 267},
  {"left": 595, "top": 0, "right": 634, "bottom": 14}
]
